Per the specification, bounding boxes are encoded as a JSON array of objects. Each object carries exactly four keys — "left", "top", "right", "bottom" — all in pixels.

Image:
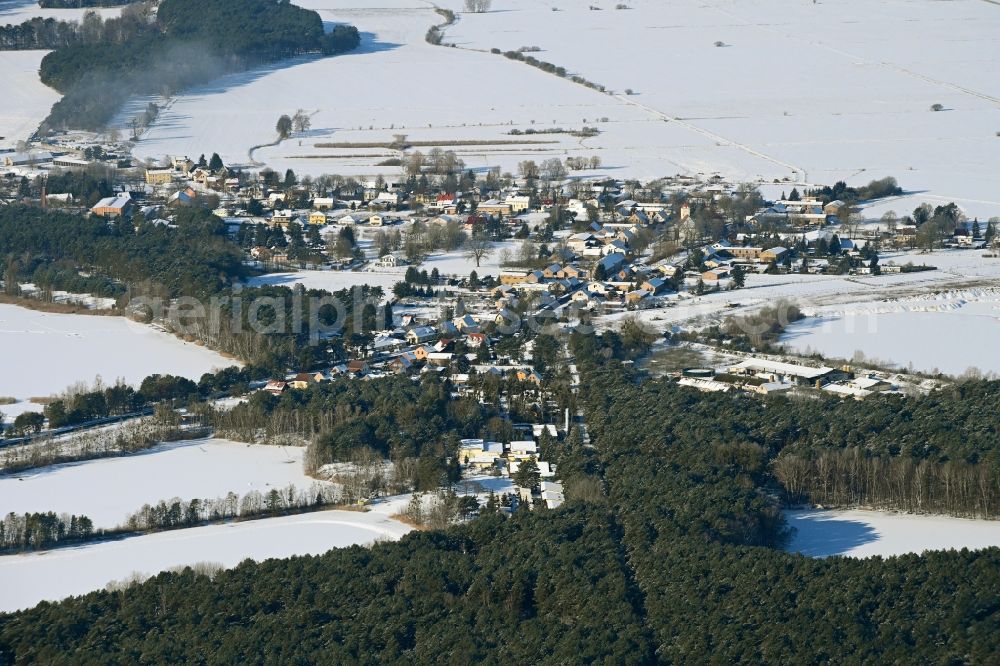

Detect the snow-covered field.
[
  {"left": 441, "top": 0, "right": 1000, "bottom": 219},
  {"left": 781, "top": 287, "right": 1000, "bottom": 376},
  {"left": 0, "top": 50, "right": 58, "bottom": 150},
  {"left": 0, "top": 507, "right": 411, "bottom": 613},
  {"left": 0, "top": 305, "right": 237, "bottom": 405},
  {"left": 130, "top": 0, "right": 780, "bottom": 184},
  {"left": 786, "top": 509, "right": 1000, "bottom": 558},
  {"left": 126, "top": 0, "right": 1000, "bottom": 218},
  {"left": 0, "top": 0, "right": 121, "bottom": 25},
  {"left": 248, "top": 239, "right": 519, "bottom": 293},
  {"left": 0, "top": 438, "right": 326, "bottom": 528},
  {"left": 0, "top": 1, "right": 124, "bottom": 149}
]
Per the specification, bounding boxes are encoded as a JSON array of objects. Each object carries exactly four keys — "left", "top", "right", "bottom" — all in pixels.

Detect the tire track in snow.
[{"left": 611, "top": 93, "right": 807, "bottom": 182}]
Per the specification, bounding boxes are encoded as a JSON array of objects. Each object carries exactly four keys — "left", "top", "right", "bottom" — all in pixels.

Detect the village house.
[
  {"left": 505, "top": 194, "right": 532, "bottom": 214},
  {"left": 760, "top": 247, "right": 788, "bottom": 263},
  {"left": 376, "top": 253, "right": 407, "bottom": 268},
  {"left": 288, "top": 372, "right": 325, "bottom": 389},
  {"left": 407, "top": 326, "right": 438, "bottom": 344},
  {"left": 263, "top": 380, "right": 287, "bottom": 395},
  {"left": 145, "top": 168, "right": 174, "bottom": 186},
  {"left": 477, "top": 200, "right": 513, "bottom": 216},
  {"left": 346, "top": 360, "right": 370, "bottom": 376},
  {"left": 91, "top": 193, "right": 134, "bottom": 218}
]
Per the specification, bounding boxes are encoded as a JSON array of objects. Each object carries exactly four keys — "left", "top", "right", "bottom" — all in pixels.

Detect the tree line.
[
  {"left": 775, "top": 448, "right": 1000, "bottom": 518},
  {"left": 0, "top": 512, "right": 94, "bottom": 552}
]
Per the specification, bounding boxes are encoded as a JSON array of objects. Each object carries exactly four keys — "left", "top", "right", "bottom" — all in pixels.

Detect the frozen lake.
[
  {"left": 781, "top": 288, "right": 1000, "bottom": 376},
  {"left": 0, "top": 508, "right": 411, "bottom": 613},
  {"left": 0, "top": 438, "right": 325, "bottom": 528},
  {"left": 786, "top": 509, "right": 1000, "bottom": 558},
  {"left": 0, "top": 305, "right": 238, "bottom": 404}
]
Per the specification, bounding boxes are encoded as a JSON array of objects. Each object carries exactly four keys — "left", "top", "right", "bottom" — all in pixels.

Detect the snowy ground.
[
  {"left": 0, "top": 1, "right": 123, "bottom": 149},
  {"left": 0, "top": 438, "right": 327, "bottom": 528},
  {"left": 0, "top": 305, "right": 238, "bottom": 405},
  {"left": 0, "top": 507, "right": 411, "bottom": 613},
  {"left": 440, "top": 0, "right": 1000, "bottom": 219},
  {"left": 0, "top": 0, "right": 121, "bottom": 24},
  {"left": 601, "top": 248, "right": 1000, "bottom": 340},
  {"left": 247, "top": 239, "right": 519, "bottom": 293},
  {"left": 248, "top": 269, "right": 402, "bottom": 293},
  {"left": 0, "top": 50, "right": 58, "bottom": 150},
  {"left": 130, "top": 0, "right": 781, "bottom": 184},
  {"left": 781, "top": 286, "right": 1000, "bottom": 376},
  {"left": 0, "top": 473, "right": 512, "bottom": 612},
  {"left": 133, "top": 0, "right": 1000, "bottom": 217},
  {"left": 786, "top": 509, "right": 1000, "bottom": 558}
]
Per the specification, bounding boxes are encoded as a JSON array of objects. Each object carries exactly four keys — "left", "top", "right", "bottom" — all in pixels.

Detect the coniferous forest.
[{"left": 1, "top": 333, "right": 998, "bottom": 663}]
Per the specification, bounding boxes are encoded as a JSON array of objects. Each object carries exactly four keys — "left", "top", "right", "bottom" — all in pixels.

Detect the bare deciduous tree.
[{"left": 464, "top": 232, "right": 493, "bottom": 268}]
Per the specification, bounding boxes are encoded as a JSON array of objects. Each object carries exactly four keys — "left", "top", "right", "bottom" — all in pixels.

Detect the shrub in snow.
[{"left": 931, "top": 103, "right": 944, "bottom": 112}]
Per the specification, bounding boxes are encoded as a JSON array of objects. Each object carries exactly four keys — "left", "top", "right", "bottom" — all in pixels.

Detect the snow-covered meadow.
[
  {"left": 0, "top": 507, "right": 412, "bottom": 613},
  {"left": 129, "top": 0, "right": 782, "bottom": 184},
  {"left": 441, "top": 0, "right": 1000, "bottom": 219},
  {"left": 0, "top": 438, "right": 326, "bottom": 528},
  {"left": 786, "top": 509, "right": 1000, "bottom": 558},
  {"left": 0, "top": 50, "right": 58, "bottom": 150},
  {"left": 0, "top": 305, "right": 237, "bottom": 409},
  {"left": 123, "top": 0, "right": 1000, "bottom": 218}
]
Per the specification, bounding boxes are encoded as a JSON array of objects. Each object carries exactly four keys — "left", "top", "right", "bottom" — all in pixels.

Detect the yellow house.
[
  {"left": 288, "top": 372, "right": 325, "bottom": 389},
  {"left": 515, "top": 369, "right": 542, "bottom": 384},
  {"left": 308, "top": 211, "right": 328, "bottom": 226},
  {"left": 145, "top": 168, "right": 174, "bottom": 186}
]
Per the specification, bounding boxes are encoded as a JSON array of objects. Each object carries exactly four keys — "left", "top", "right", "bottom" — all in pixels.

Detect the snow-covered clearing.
[
  {"left": 0, "top": 304, "right": 238, "bottom": 403},
  {"left": 786, "top": 509, "right": 1000, "bottom": 558},
  {"left": 247, "top": 269, "right": 401, "bottom": 293},
  {"left": 0, "top": 438, "right": 327, "bottom": 528},
  {"left": 0, "top": 507, "right": 411, "bottom": 613},
  {"left": 441, "top": 0, "right": 1000, "bottom": 219},
  {"left": 601, "top": 248, "right": 1000, "bottom": 340},
  {"left": 781, "top": 286, "right": 1000, "bottom": 376}
]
